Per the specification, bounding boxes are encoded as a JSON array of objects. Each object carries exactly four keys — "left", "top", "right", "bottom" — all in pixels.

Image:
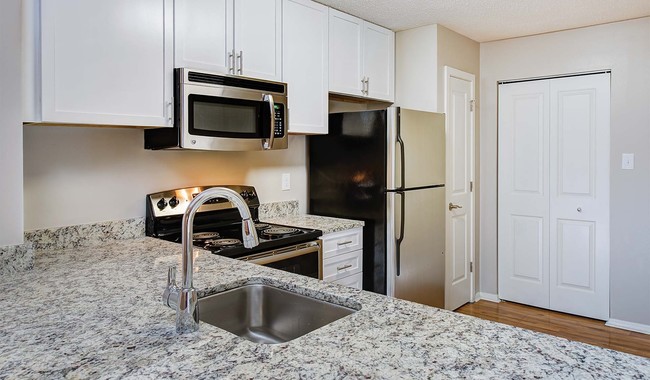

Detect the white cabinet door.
[
  {"left": 333, "top": 272, "right": 363, "bottom": 290},
  {"left": 362, "top": 22, "right": 394, "bottom": 102},
  {"left": 282, "top": 0, "right": 328, "bottom": 134},
  {"left": 549, "top": 73, "right": 610, "bottom": 320},
  {"left": 234, "top": 0, "right": 282, "bottom": 81},
  {"left": 174, "top": 0, "right": 234, "bottom": 73},
  {"left": 40, "top": 0, "right": 173, "bottom": 127},
  {"left": 328, "top": 9, "right": 363, "bottom": 97}
]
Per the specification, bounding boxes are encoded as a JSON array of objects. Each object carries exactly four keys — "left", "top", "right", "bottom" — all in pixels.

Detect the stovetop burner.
[
  {"left": 255, "top": 223, "right": 271, "bottom": 230},
  {"left": 193, "top": 232, "right": 220, "bottom": 241},
  {"left": 204, "top": 238, "right": 242, "bottom": 249},
  {"left": 261, "top": 227, "right": 300, "bottom": 238}
]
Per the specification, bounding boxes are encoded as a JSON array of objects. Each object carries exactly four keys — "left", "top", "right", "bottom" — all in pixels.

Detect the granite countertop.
[
  {"left": 1, "top": 238, "right": 649, "bottom": 379},
  {"left": 262, "top": 214, "right": 364, "bottom": 234}
]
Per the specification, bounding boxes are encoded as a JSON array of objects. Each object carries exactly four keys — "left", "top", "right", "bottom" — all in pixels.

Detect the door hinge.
[
  {"left": 470, "top": 181, "right": 473, "bottom": 192},
  {"left": 469, "top": 99, "right": 475, "bottom": 112},
  {"left": 470, "top": 262, "right": 474, "bottom": 273}
]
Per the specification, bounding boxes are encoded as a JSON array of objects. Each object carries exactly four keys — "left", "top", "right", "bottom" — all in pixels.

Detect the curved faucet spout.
[{"left": 168, "top": 187, "right": 260, "bottom": 333}]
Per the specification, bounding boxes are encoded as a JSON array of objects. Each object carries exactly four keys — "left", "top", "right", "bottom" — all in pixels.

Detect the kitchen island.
[{"left": 1, "top": 237, "right": 648, "bottom": 379}]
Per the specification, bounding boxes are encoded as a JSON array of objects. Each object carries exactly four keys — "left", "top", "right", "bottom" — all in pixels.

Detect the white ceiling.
[{"left": 315, "top": 0, "right": 650, "bottom": 42}]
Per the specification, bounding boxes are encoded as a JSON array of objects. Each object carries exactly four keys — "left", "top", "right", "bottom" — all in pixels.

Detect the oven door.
[
  {"left": 180, "top": 83, "right": 287, "bottom": 151},
  {"left": 245, "top": 241, "right": 322, "bottom": 280}
]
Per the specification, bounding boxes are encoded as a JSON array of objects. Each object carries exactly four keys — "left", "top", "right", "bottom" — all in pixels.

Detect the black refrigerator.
[{"left": 309, "top": 107, "right": 446, "bottom": 306}]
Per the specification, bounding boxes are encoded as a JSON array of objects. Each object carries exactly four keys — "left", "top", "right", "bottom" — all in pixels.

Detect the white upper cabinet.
[
  {"left": 175, "top": 0, "right": 282, "bottom": 82},
  {"left": 328, "top": 9, "right": 394, "bottom": 102},
  {"left": 328, "top": 10, "right": 364, "bottom": 97},
  {"left": 174, "top": 0, "right": 233, "bottom": 74},
  {"left": 33, "top": 0, "right": 174, "bottom": 127},
  {"left": 363, "top": 23, "right": 394, "bottom": 101},
  {"left": 282, "top": 0, "right": 328, "bottom": 134},
  {"left": 234, "top": 0, "right": 282, "bottom": 81}
]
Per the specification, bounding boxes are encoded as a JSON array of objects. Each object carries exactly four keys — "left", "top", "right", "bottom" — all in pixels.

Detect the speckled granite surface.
[
  {"left": 0, "top": 242, "right": 34, "bottom": 275},
  {"left": 263, "top": 214, "right": 364, "bottom": 234},
  {"left": 24, "top": 217, "right": 145, "bottom": 251},
  {"left": 1, "top": 237, "right": 648, "bottom": 379},
  {"left": 258, "top": 200, "right": 299, "bottom": 219}
]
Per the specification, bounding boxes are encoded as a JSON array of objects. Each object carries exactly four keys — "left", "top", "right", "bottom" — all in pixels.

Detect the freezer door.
[
  {"left": 387, "top": 187, "right": 445, "bottom": 308},
  {"left": 392, "top": 108, "right": 445, "bottom": 189}
]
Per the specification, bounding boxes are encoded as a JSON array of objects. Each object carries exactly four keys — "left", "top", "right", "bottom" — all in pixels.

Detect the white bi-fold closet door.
[{"left": 498, "top": 73, "right": 610, "bottom": 320}]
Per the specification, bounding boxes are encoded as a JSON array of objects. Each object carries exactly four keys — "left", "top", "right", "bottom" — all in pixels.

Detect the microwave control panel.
[{"left": 274, "top": 104, "right": 285, "bottom": 138}]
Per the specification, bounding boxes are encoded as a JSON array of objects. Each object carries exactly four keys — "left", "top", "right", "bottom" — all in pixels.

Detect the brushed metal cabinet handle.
[{"left": 337, "top": 264, "right": 353, "bottom": 271}]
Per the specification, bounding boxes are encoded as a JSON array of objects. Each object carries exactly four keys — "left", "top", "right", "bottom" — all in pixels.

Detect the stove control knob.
[
  {"left": 247, "top": 191, "right": 256, "bottom": 199},
  {"left": 169, "top": 196, "right": 179, "bottom": 208},
  {"left": 240, "top": 191, "right": 248, "bottom": 199},
  {"left": 157, "top": 198, "right": 167, "bottom": 211}
]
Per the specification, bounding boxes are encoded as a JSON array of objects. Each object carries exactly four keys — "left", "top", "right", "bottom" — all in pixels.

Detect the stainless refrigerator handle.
[
  {"left": 262, "top": 94, "right": 275, "bottom": 150},
  {"left": 395, "top": 190, "right": 405, "bottom": 276},
  {"left": 396, "top": 111, "right": 406, "bottom": 190}
]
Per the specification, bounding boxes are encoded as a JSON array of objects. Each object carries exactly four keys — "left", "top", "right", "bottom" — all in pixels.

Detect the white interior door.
[
  {"left": 549, "top": 73, "right": 610, "bottom": 320},
  {"left": 498, "top": 80, "right": 551, "bottom": 309},
  {"left": 498, "top": 73, "right": 610, "bottom": 320},
  {"left": 444, "top": 67, "right": 475, "bottom": 311},
  {"left": 233, "top": 0, "right": 282, "bottom": 81}
]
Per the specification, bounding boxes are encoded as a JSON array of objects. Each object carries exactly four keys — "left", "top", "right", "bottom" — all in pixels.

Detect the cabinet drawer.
[
  {"left": 323, "top": 249, "right": 362, "bottom": 282},
  {"left": 321, "top": 227, "right": 363, "bottom": 258},
  {"left": 332, "top": 272, "right": 363, "bottom": 290}
]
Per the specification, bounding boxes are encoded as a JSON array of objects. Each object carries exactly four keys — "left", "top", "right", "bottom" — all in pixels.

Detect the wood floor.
[{"left": 456, "top": 300, "right": 650, "bottom": 358}]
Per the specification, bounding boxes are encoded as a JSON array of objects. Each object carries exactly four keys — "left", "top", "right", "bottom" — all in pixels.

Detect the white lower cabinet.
[
  {"left": 332, "top": 272, "right": 363, "bottom": 289},
  {"left": 321, "top": 227, "right": 363, "bottom": 289}
]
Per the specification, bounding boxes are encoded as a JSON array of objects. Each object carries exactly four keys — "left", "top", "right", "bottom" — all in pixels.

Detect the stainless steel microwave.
[{"left": 145, "top": 68, "right": 288, "bottom": 151}]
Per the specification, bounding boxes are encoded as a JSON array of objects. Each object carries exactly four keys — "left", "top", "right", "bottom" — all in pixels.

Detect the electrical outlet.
[
  {"left": 281, "top": 173, "right": 291, "bottom": 191},
  {"left": 622, "top": 153, "right": 635, "bottom": 170}
]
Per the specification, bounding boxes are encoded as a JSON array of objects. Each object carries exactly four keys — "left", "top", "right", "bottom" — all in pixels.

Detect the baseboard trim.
[
  {"left": 606, "top": 319, "right": 650, "bottom": 335},
  {"left": 474, "top": 292, "right": 501, "bottom": 303}
]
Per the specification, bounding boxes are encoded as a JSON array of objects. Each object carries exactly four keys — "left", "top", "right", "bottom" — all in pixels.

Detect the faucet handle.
[
  {"left": 167, "top": 266, "right": 177, "bottom": 287},
  {"left": 163, "top": 265, "right": 180, "bottom": 308}
]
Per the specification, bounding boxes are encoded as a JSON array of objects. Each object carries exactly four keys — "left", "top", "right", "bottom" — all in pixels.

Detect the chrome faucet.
[{"left": 162, "top": 187, "right": 259, "bottom": 333}]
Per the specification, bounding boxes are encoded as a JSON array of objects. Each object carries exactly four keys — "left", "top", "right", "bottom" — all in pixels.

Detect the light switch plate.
[
  {"left": 281, "top": 173, "right": 291, "bottom": 191},
  {"left": 622, "top": 153, "right": 635, "bottom": 170}
]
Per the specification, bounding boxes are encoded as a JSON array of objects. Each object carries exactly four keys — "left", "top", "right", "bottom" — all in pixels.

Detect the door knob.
[
  {"left": 577, "top": 207, "right": 582, "bottom": 212},
  {"left": 449, "top": 202, "right": 463, "bottom": 211}
]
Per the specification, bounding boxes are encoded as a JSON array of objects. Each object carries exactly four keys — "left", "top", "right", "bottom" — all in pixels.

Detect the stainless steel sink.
[{"left": 198, "top": 284, "right": 357, "bottom": 344}]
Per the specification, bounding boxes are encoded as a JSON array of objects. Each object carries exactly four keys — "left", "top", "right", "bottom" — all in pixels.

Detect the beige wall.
[
  {"left": 436, "top": 25, "right": 481, "bottom": 288},
  {"left": 0, "top": 0, "right": 24, "bottom": 245},
  {"left": 480, "top": 17, "right": 650, "bottom": 325},
  {"left": 23, "top": 127, "right": 307, "bottom": 230}
]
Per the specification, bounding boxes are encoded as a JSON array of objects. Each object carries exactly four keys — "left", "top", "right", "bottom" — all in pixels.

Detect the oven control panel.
[{"left": 147, "top": 185, "right": 260, "bottom": 218}]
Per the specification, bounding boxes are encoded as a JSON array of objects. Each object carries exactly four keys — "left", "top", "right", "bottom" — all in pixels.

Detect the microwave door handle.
[{"left": 262, "top": 94, "right": 275, "bottom": 150}]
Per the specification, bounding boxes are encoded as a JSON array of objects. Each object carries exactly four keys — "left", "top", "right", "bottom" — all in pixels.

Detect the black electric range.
[{"left": 145, "top": 185, "right": 323, "bottom": 278}]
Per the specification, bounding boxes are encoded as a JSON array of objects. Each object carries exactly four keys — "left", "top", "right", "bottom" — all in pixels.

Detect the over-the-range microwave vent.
[{"left": 187, "top": 71, "right": 286, "bottom": 94}]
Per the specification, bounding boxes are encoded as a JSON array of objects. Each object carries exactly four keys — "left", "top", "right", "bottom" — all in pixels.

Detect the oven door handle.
[
  {"left": 247, "top": 244, "right": 319, "bottom": 266},
  {"left": 262, "top": 94, "right": 275, "bottom": 150}
]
